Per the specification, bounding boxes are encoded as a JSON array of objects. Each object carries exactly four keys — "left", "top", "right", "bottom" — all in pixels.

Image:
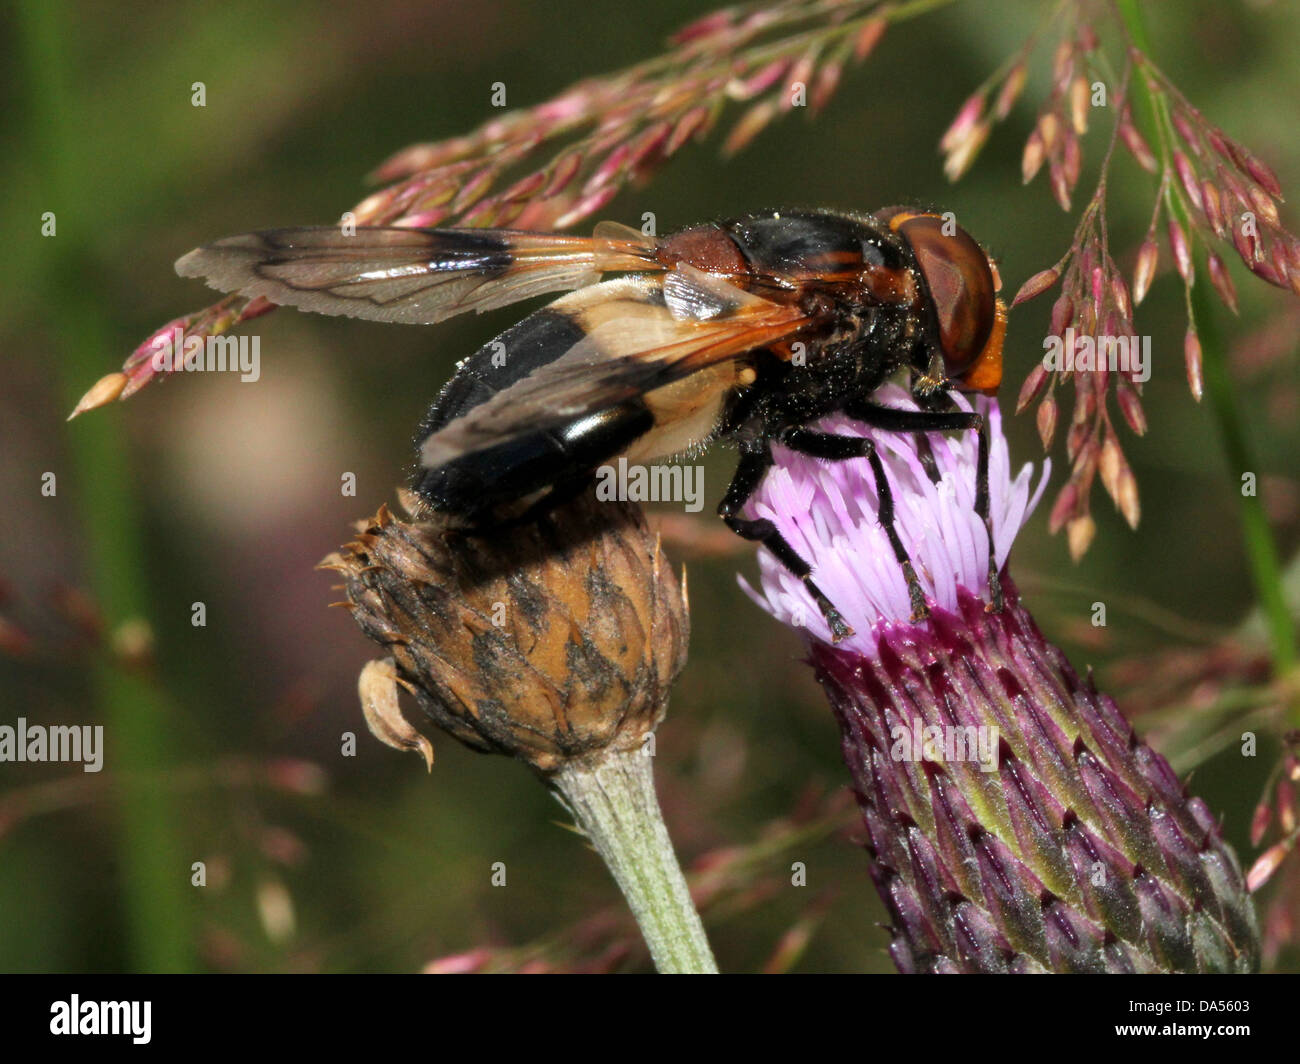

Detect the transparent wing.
[{"left": 174, "top": 222, "right": 660, "bottom": 325}]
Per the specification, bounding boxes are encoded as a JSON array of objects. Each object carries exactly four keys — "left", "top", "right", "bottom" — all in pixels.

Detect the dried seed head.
[
  {"left": 1047, "top": 480, "right": 1078, "bottom": 536},
  {"left": 1173, "top": 151, "right": 1202, "bottom": 212},
  {"left": 1049, "top": 292, "right": 1074, "bottom": 337},
  {"left": 1102, "top": 436, "right": 1140, "bottom": 528},
  {"left": 1207, "top": 252, "right": 1239, "bottom": 314},
  {"left": 1017, "top": 362, "right": 1051, "bottom": 414},
  {"left": 1185, "top": 326, "right": 1205, "bottom": 402},
  {"left": 332, "top": 494, "right": 689, "bottom": 775},
  {"left": 1247, "top": 840, "right": 1291, "bottom": 893},
  {"left": 1099, "top": 434, "right": 1123, "bottom": 504},
  {"left": 1119, "top": 111, "right": 1159, "bottom": 173},
  {"left": 1067, "top": 513, "right": 1097, "bottom": 561},
  {"left": 1251, "top": 800, "right": 1273, "bottom": 847},
  {"left": 1050, "top": 158, "right": 1072, "bottom": 211},
  {"left": 943, "top": 120, "right": 991, "bottom": 183},
  {"left": 1069, "top": 76, "right": 1090, "bottom": 134},
  {"left": 1269, "top": 241, "right": 1294, "bottom": 290},
  {"left": 1168, "top": 218, "right": 1194, "bottom": 286},
  {"left": 1110, "top": 273, "right": 1132, "bottom": 321},
  {"left": 1021, "top": 128, "right": 1046, "bottom": 185},
  {"left": 1012, "top": 266, "right": 1061, "bottom": 308},
  {"left": 994, "top": 63, "right": 1027, "bottom": 121},
  {"left": 1279, "top": 778, "right": 1297, "bottom": 834},
  {"left": 940, "top": 93, "right": 985, "bottom": 154},
  {"left": 1117, "top": 385, "right": 1148, "bottom": 437},
  {"left": 1248, "top": 186, "right": 1281, "bottom": 228},
  {"left": 724, "top": 99, "right": 778, "bottom": 155},
  {"left": 1037, "top": 393, "right": 1058, "bottom": 449},
  {"left": 1051, "top": 39, "right": 1073, "bottom": 86},
  {"left": 69, "top": 371, "right": 128, "bottom": 420},
  {"left": 1201, "top": 180, "right": 1227, "bottom": 237},
  {"left": 853, "top": 17, "right": 888, "bottom": 61},
  {"left": 1038, "top": 111, "right": 1061, "bottom": 155},
  {"left": 1172, "top": 108, "right": 1202, "bottom": 157},
  {"left": 1242, "top": 149, "right": 1284, "bottom": 199}
]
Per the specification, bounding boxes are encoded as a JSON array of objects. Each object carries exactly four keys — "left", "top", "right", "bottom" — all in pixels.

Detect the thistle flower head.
[
  {"left": 739, "top": 384, "right": 1258, "bottom": 973},
  {"left": 741, "top": 385, "right": 1049, "bottom": 656}
]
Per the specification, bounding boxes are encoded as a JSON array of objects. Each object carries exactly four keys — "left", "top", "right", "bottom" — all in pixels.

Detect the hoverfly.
[{"left": 177, "top": 207, "right": 1007, "bottom": 640}]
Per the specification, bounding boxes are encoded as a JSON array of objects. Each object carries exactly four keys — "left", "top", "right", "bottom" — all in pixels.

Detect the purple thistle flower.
[
  {"left": 741, "top": 385, "right": 1048, "bottom": 653},
  {"left": 740, "top": 386, "right": 1259, "bottom": 973}
]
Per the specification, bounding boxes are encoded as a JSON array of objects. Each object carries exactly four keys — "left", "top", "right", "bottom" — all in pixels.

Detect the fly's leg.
[
  {"left": 718, "top": 441, "right": 854, "bottom": 641},
  {"left": 778, "top": 428, "right": 930, "bottom": 622},
  {"left": 914, "top": 434, "right": 942, "bottom": 485},
  {"left": 845, "top": 399, "right": 1003, "bottom": 613}
]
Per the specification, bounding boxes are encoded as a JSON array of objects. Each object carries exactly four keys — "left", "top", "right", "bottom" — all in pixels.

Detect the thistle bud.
[{"left": 328, "top": 492, "right": 689, "bottom": 775}]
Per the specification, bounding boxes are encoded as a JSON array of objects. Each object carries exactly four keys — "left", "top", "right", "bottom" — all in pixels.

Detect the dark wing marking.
[
  {"left": 420, "top": 267, "right": 813, "bottom": 468},
  {"left": 174, "top": 222, "right": 659, "bottom": 325}
]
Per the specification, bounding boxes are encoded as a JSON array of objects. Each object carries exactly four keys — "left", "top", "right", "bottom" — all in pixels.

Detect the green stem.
[
  {"left": 551, "top": 749, "right": 717, "bottom": 974},
  {"left": 1115, "top": 0, "right": 1297, "bottom": 694},
  {"left": 1195, "top": 285, "right": 1297, "bottom": 678},
  {"left": 17, "top": 1, "right": 191, "bottom": 969}
]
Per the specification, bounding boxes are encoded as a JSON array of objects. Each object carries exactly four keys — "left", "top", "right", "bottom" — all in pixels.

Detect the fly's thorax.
[
  {"left": 723, "top": 210, "right": 876, "bottom": 279},
  {"left": 783, "top": 297, "right": 923, "bottom": 408},
  {"left": 655, "top": 225, "right": 749, "bottom": 277}
]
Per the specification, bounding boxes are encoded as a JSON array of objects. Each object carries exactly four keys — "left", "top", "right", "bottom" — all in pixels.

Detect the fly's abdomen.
[
  {"left": 415, "top": 308, "right": 588, "bottom": 439},
  {"left": 415, "top": 401, "right": 654, "bottom": 514}
]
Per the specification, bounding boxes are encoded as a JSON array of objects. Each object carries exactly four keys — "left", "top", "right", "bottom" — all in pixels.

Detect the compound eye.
[{"left": 894, "top": 214, "right": 997, "bottom": 376}]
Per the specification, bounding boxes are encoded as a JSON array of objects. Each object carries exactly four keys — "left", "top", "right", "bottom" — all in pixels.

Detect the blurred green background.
[{"left": 2, "top": 0, "right": 1297, "bottom": 972}]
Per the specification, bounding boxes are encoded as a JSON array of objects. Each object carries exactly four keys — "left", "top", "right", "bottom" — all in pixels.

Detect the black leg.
[
  {"left": 779, "top": 428, "right": 930, "bottom": 622},
  {"left": 844, "top": 399, "right": 1004, "bottom": 613},
  {"left": 914, "top": 434, "right": 943, "bottom": 485},
  {"left": 718, "top": 442, "right": 854, "bottom": 641}
]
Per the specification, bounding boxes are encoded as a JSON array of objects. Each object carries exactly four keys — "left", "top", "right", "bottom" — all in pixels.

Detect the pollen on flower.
[{"left": 739, "top": 384, "right": 1049, "bottom": 656}]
